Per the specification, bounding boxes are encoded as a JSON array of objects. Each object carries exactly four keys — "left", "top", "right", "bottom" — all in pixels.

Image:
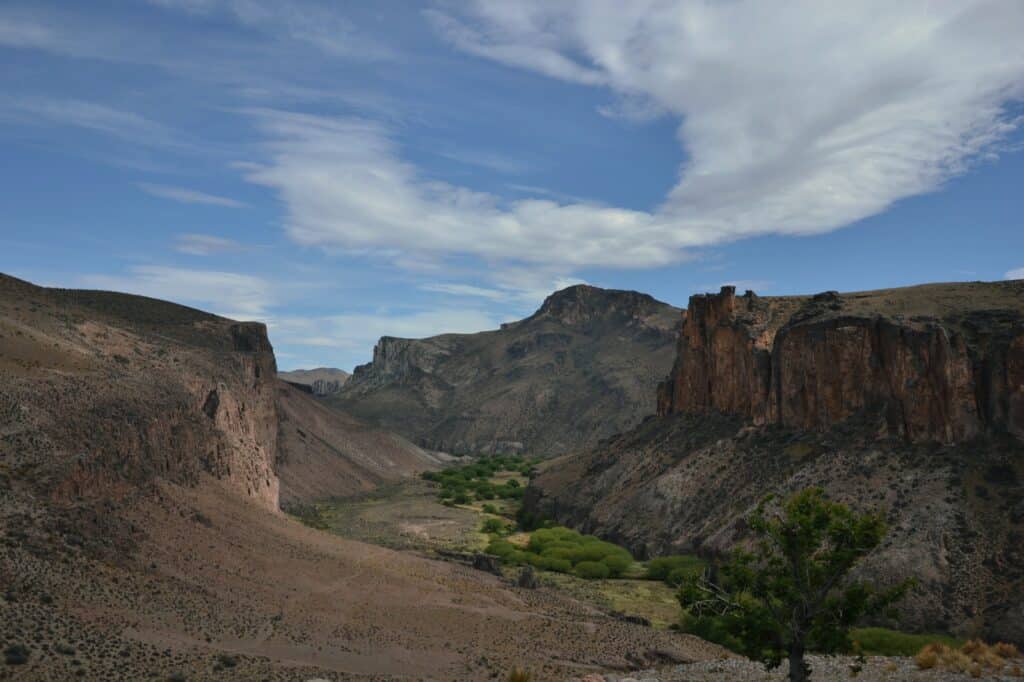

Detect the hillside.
[
  {"left": 526, "top": 281, "right": 1024, "bottom": 643},
  {"left": 332, "top": 284, "right": 683, "bottom": 456},
  {"left": 275, "top": 379, "right": 448, "bottom": 507},
  {"left": 0, "top": 273, "right": 722, "bottom": 679}
]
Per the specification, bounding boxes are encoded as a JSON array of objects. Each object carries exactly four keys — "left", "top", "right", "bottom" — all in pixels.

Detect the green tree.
[{"left": 677, "top": 488, "right": 910, "bottom": 682}]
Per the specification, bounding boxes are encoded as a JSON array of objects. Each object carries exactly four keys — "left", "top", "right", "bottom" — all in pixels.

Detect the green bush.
[
  {"left": 452, "top": 492, "right": 472, "bottom": 505},
  {"left": 481, "top": 518, "right": 510, "bottom": 535},
  {"left": 575, "top": 561, "right": 611, "bottom": 579},
  {"left": 602, "top": 554, "right": 632, "bottom": 577},
  {"left": 482, "top": 503, "right": 498, "bottom": 514},
  {"left": 849, "top": 628, "right": 963, "bottom": 657},
  {"left": 646, "top": 555, "right": 705, "bottom": 583}
]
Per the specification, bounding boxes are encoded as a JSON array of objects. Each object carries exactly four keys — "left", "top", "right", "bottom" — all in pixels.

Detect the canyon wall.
[
  {"left": 0, "top": 275, "right": 282, "bottom": 513},
  {"left": 657, "top": 284, "right": 1024, "bottom": 443}
]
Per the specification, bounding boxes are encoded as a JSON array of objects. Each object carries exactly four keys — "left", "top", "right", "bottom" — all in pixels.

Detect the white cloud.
[
  {"left": 139, "top": 183, "right": 246, "bottom": 208},
  {"left": 80, "top": 266, "right": 273, "bottom": 319},
  {"left": 419, "top": 283, "right": 512, "bottom": 301},
  {"left": 242, "top": 0, "right": 1024, "bottom": 274},
  {"left": 268, "top": 308, "right": 502, "bottom": 354},
  {"left": 1006, "top": 267, "right": 1024, "bottom": 280},
  {"left": 242, "top": 110, "right": 675, "bottom": 269},
  {"left": 421, "top": 1, "right": 1024, "bottom": 261},
  {"left": 174, "top": 233, "right": 246, "bottom": 255}
]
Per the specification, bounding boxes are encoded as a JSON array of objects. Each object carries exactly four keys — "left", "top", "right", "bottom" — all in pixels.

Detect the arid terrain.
[{"left": 0, "top": 273, "right": 723, "bottom": 680}]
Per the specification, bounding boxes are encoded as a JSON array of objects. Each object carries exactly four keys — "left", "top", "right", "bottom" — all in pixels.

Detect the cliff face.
[
  {"left": 333, "top": 285, "right": 682, "bottom": 455},
  {"left": 658, "top": 284, "right": 1024, "bottom": 443},
  {"left": 0, "top": 275, "right": 281, "bottom": 515},
  {"left": 527, "top": 279, "right": 1024, "bottom": 642}
]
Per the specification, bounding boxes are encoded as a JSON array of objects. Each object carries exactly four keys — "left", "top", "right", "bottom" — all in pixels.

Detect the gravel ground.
[{"left": 585, "top": 655, "right": 1024, "bottom": 681}]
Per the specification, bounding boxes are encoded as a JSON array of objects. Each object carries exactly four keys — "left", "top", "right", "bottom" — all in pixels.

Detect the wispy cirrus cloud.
[
  {"left": 174, "top": 233, "right": 247, "bottom": 255},
  {"left": 139, "top": 183, "right": 246, "bottom": 208},
  {"left": 80, "top": 265, "right": 273, "bottom": 319},
  {"left": 0, "top": 96, "right": 180, "bottom": 147},
  {"left": 146, "top": 0, "right": 396, "bottom": 61}
]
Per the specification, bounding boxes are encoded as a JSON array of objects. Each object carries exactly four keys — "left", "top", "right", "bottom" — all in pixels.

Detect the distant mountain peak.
[{"left": 533, "top": 284, "right": 665, "bottom": 325}]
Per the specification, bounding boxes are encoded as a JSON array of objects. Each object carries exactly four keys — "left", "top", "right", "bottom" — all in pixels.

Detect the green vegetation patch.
[
  {"left": 644, "top": 555, "right": 705, "bottom": 586},
  {"left": 485, "top": 526, "right": 634, "bottom": 579},
  {"left": 423, "top": 455, "right": 539, "bottom": 506},
  {"left": 850, "top": 627, "right": 964, "bottom": 657}
]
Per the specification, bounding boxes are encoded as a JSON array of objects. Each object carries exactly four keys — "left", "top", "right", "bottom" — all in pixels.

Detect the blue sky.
[{"left": 2, "top": 1, "right": 1023, "bottom": 371}]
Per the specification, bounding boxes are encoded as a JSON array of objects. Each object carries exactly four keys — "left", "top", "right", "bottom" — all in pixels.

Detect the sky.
[{"left": 2, "top": 1, "right": 1024, "bottom": 371}]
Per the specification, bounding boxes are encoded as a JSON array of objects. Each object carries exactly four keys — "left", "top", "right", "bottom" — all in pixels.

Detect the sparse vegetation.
[
  {"left": 915, "top": 639, "right": 1022, "bottom": 675},
  {"left": 677, "top": 488, "right": 911, "bottom": 682},
  {"left": 4, "top": 644, "right": 30, "bottom": 665}
]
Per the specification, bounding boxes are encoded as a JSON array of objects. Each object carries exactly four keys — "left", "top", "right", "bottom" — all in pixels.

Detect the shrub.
[
  {"left": 602, "top": 554, "right": 632, "bottom": 577},
  {"left": 482, "top": 503, "right": 498, "bottom": 514},
  {"left": 452, "top": 492, "right": 472, "bottom": 505},
  {"left": 506, "top": 668, "right": 532, "bottom": 682},
  {"left": 574, "top": 561, "right": 611, "bottom": 580},
  {"left": 4, "top": 644, "right": 30, "bottom": 665},
  {"left": 481, "top": 518, "right": 510, "bottom": 535},
  {"left": 646, "top": 555, "right": 705, "bottom": 583}
]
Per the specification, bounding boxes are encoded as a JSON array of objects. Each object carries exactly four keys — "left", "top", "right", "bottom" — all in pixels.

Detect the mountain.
[
  {"left": 525, "top": 281, "right": 1024, "bottom": 642},
  {"left": 331, "top": 284, "right": 683, "bottom": 456},
  {"left": 0, "top": 273, "right": 720, "bottom": 679},
  {"left": 278, "top": 366, "right": 349, "bottom": 396}
]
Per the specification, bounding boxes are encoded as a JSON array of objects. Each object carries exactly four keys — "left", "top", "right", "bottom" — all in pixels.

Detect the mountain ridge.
[{"left": 333, "top": 284, "right": 684, "bottom": 455}]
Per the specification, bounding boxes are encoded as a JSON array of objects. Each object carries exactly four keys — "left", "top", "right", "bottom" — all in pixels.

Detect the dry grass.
[
  {"left": 506, "top": 667, "right": 532, "bottom": 682},
  {"left": 915, "top": 639, "right": 1023, "bottom": 677}
]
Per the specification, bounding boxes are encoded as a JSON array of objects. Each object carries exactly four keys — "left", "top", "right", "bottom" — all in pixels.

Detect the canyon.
[
  {"left": 0, "top": 273, "right": 719, "bottom": 679},
  {"left": 526, "top": 280, "right": 1024, "bottom": 643}
]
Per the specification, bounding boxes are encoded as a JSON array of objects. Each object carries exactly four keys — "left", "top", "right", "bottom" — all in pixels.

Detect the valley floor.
[{"left": 1, "top": 477, "right": 726, "bottom": 681}]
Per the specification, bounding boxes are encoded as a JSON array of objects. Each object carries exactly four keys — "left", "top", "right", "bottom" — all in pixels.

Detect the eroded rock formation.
[{"left": 658, "top": 284, "right": 1024, "bottom": 443}]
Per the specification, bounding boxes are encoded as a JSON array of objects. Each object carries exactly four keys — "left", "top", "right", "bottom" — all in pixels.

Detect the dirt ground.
[{"left": 0, "top": 477, "right": 730, "bottom": 681}]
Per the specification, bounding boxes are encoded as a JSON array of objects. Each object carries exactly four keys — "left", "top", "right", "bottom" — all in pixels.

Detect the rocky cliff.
[
  {"left": 527, "top": 279, "right": 1024, "bottom": 642},
  {"left": 0, "top": 274, "right": 281, "bottom": 517},
  {"left": 658, "top": 282, "right": 1024, "bottom": 443},
  {"left": 333, "top": 285, "right": 682, "bottom": 455}
]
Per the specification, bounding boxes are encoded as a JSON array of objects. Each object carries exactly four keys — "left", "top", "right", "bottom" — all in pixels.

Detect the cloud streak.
[
  {"left": 139, "top": 183, "right": 246, "bottom": 208},
  {"left": 81, "top": 265, "right": 273, "bottom": 319}
]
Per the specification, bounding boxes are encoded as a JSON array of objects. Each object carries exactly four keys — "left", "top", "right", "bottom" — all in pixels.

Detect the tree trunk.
[{"left": 788, "top": 640, "right": 809, "bottom": 682}]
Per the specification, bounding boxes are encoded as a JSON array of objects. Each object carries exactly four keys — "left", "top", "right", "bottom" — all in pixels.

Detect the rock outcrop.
[
  {"left": 658, "top": 283, "right": 1024, "bottom": 443},
  {"left": 333, "top": 285, "right": 683, "bottom": 455}
]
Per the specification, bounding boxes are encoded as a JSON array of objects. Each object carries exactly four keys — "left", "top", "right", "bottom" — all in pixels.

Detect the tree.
[{"left": 676, "top": 488, "right": 911, "bottom": 682}]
